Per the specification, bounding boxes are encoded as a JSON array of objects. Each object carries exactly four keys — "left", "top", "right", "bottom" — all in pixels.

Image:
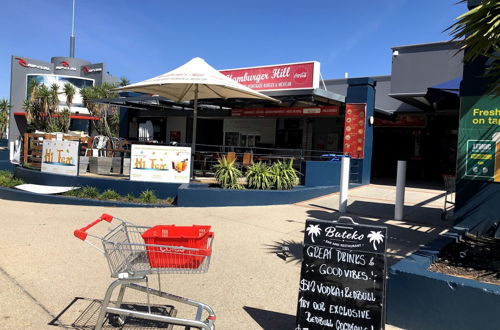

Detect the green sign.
[
  {"left": 458, "top": 96, "right": 500, "bottom": 182},
  {"left": 465, "top": 140, "right": 496, "bottom": 179}
]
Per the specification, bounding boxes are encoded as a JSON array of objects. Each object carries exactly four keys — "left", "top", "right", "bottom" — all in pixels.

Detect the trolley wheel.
[{"left": 108, "top": 313, "right": 126, "bottom": 327}]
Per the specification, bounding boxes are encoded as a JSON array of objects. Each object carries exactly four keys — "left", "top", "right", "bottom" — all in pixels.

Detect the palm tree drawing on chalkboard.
[
  {"left": 367, "top": 231, "right": 384, "bottom": 250},
  {"left": 306, "top": 224, "right": 321, "bottom": 243}
]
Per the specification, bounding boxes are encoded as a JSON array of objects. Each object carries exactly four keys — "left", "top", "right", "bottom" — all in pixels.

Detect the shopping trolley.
[{"left": 73, "top": 213, "right": 216, "bottom": 330}]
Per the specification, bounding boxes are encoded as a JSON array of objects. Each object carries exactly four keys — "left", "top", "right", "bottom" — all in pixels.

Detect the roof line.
[{"left": 391, "top": 40, "right": 461, "bottom": 50}]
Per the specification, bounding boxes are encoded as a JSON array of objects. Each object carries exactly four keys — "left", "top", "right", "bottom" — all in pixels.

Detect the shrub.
[
  {"left": 270, "top": 159, "right": 299, "bottom": 190},
  {"left": 213, "top": 156, "right": 243, "bottom": 189},
  {"left": 246, "top": 162, "right": 272, "bottom": 190},
  {"left": 63, "top": 187, "right": 83, "bottom": 197},
  {"left": 80, "top": 186, "right": 100, "bottom": 199},
  {"left": 140, "top": 189, "right": 158, "bottom": 203},
  {"left": 99, "top": 189, "right": 121, "bottom": 200}
]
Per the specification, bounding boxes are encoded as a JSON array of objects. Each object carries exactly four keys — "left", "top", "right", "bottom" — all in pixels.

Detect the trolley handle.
[{"left": 74, "top": 213, "right": 114, "bottom": 241}]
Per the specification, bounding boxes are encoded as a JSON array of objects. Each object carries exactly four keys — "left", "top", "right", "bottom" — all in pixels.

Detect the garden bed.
[{"left": 428, "top": 233, "right": 500, "bottom": 285}]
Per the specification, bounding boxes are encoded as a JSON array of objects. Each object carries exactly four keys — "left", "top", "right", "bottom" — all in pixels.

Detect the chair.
[
  {"left": 441, "top": 175, "right": 456, "bottom": 220},
  {"left": 242, "top": 152, "right": 253, "bottom": 167},
  {"left": 226, "top": 152, "right": 236, "bottom": 163}
]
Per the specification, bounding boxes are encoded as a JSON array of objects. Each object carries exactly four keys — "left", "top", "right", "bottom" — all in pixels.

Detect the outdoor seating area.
[{"left": 21, "top": 134, "right": 345, "bottom": 179}]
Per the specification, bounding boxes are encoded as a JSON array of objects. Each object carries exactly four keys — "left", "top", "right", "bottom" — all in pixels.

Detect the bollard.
[
  {"left": 395, "top": 160, "right": 406, "bottom": 220},
  {"left": 339, "top": 156, "right": 350, "bottom": 213}
]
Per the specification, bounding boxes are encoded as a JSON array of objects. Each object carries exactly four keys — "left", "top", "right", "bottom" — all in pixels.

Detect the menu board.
[
  {"left": 296, "top": 219, "right": 387, "bottom": 330},
  {"left": 343, "top": 104, "right": 366, "bottom": 159}
]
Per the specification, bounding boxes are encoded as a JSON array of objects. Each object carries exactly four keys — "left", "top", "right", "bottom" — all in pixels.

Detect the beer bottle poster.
[{"left": 296, "top": 219, "right": 387, "bottom": 330}]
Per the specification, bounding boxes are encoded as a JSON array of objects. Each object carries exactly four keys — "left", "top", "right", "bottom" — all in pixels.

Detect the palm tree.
[
  {"left": 0, "top": 99, "right": 10, "bottom": 139},
  {"left": 367, "top": 231, "right": 384, "bottom": 251},
  {"left": 119, "top": 77, "right": 130, "bottom": 87},
  {"left": 447, "top": 0, "right": 499, "bottom": 94},
  {"left": 63, "top": 83, "right": 76, "bottom": 109},
  {"left": 305, "top": 224, "right": 321, "bottom": 243}
]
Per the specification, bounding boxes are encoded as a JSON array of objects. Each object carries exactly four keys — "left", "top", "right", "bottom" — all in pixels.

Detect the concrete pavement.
[{"left": 0, "top": 183, "right": 450, "bottom": 329}]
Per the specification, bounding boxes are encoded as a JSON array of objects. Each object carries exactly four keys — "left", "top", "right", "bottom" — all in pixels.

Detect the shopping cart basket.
[{"left": 73, "top": 213, "right": 216, "bottom": 330}]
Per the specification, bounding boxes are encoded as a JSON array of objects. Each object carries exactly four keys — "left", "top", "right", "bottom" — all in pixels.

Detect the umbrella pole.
[{"left": 190, "top": 85, "right": 199, "bottom": 180}]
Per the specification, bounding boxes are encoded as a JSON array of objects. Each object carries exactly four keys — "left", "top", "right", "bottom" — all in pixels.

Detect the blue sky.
[{"left": 0, "top": 0, "right": 466, "bottom": 99}]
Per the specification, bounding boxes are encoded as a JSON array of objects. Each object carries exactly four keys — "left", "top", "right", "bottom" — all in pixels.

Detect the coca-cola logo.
[
  {"left": 293, "top": 67, "right": 309, "bottom": 84},
  {"left": 60, "top": 61, "right": 70, "bottom": 67},
  {"left": 15, "top": 57, "right": 27, "bottom": 67}
]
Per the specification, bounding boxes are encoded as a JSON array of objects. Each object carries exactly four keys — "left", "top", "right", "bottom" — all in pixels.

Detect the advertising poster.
[
  {"left": 26, "top": 74, "right": 94, "bottom": 113},
  {"left": 41, "top": 140, "right": 80, "bottom": 176},
  {"left": 343, "top": 104, "right": 366, "bottom": 159},
  {"left": 130, "top": 145, "right": 191, "bottom": 183},
  {"left": 458, "top": 96, "right": 500, "bottom": 182}
]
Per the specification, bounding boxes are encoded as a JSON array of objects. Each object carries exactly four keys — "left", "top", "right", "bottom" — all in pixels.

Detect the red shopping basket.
[{"left": 141, "top": 225, "right": 213, "bottom": 269}]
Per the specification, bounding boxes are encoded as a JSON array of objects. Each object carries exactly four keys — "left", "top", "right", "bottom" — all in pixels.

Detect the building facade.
[{"left": 9, "top": 55, "right": 118, "bottom": 141}]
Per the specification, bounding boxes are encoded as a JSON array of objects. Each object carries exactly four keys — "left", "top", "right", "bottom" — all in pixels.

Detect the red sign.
[
  {"left": 15, "top": 57, "right": 27, "bottom": 67},
  {"left": 83, "top": 66, "right": 103, "bottom": 74},
  {"left": 220, "top": 61, "right": 319, "bottom": 91},
  {"left": 374, "top": 114, "right": 427, "bottom": 127},
  {"left": 343, "top": 103, "right": 366, "bottom": 159},
  {"left": 231, "top": 106, "right": 339, "bottom": 117},
  {"left": 14, "top": 57, "right": 50, "bottom": 71}
]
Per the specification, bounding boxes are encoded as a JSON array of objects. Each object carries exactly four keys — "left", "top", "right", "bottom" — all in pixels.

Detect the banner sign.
[
  {"left": 41, "top": 140, "right": 79, "bottom": 176},
  {"left": 232, "top": 106, "right": 339, "bottom": 117},
  {"left": 130, "top": 145, "right": 191, "bottom": 183},
  {"left": 458, "top": 96, "right": 500, "bottom": 182},
  {"left": 374, "top": 114, "right": 427, "bottom": 128},
  {"left": 296, "top": 219, "right": 387, "bottom": 330},
  {"left": 343, "top": 104, "right": 366, "bottom": 159},
  {"left": 220, "top": 61, "right": 320, "bottom": 91}
]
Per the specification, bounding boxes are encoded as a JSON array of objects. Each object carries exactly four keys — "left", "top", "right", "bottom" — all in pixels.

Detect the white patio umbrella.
[{"left": 115, "top": 57, "right": 279, "bottom": 178}]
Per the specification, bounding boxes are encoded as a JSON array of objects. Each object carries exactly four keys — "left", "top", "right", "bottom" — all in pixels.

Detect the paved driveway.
[{"left": 0, "top": 184, "right": 450, "bottom": 329}]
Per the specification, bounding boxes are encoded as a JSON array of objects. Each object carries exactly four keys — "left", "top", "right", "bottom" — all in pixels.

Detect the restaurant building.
[
  {"left": 106, "top": 41, "right": 462, "bottom": 183},
  {"left": 8, "top": 40, "right": 463, "bottom": 184}
]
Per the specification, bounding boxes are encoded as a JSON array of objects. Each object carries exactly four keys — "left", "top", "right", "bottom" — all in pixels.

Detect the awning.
[
  {"left": 13, "top": 112, "right": 100, "bottom": 120},
  {"left": 427, "top": 77, "right": 461, "bottom": 96},
  {"left": 425, "top": 78, "right": 461, "bottom": 110}
]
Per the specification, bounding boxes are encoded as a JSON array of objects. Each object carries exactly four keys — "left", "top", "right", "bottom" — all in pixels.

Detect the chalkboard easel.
[{"left": 295, "top": 217, "right": 388, "bottom": 330}]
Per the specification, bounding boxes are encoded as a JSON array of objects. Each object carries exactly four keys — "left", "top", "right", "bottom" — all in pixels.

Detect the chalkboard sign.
[{"left": 295, "top": 218, "right": 387, "bottom": 330}]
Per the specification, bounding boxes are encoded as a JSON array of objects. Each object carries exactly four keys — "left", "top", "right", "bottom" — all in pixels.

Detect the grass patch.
[
  {"left": 0, "top": 170, "right": 25, "bottom": 188},
  {"left": 140, "top": 189, "right": 158, "bottom": 203},
  {"left": 61, "top": 186, "right": 174, "bottom": 205}
]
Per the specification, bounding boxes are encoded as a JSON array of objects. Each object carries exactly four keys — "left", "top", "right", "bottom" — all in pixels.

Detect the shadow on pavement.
[
  {"left": 49, "top": 297, "right": 175, "bottom": 329},
  {"left": 267, "top": 206, "right": 451, "bottom": 267},
  {"left": 243, "top": 306, "right": 295, "bottom": 329},
  {"left": 264, "top": 239, "right": 303, "bottom": 264}
]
